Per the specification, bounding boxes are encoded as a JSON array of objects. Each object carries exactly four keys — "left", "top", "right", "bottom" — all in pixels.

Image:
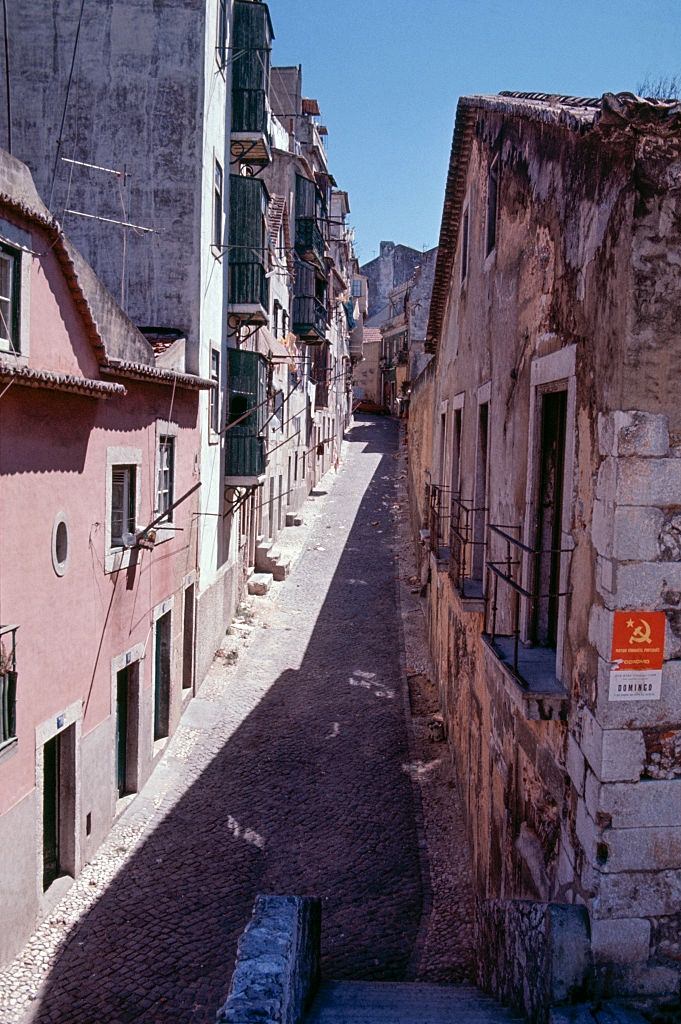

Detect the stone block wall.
[
  {"left": 568, "top": 410, "right": 681, "bottom": 993},
  {"left": 476, "top": 899, "right": 591, "bottom": 1024},
  {"left": 217, "top": 894, "right": 321, "bottom": 1024}
]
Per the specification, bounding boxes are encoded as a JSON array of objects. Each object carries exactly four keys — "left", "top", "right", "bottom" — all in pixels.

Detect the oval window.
[{"left": 51, "top": 514, "right": 69, "bottom": 576}]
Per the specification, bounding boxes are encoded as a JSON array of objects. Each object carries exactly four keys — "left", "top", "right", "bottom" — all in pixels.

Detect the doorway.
[
  {"left": 42, "top": 725, "right": 76, "bottom": 891},
  {"left": 116, "top": 664, "right": 139, "bottom": 798},
  {"left": 154, "top": 611, "right": 171, "bottom": 741},
  {"left": 182, "top": 585, "right": 195, "bottom": 693},
  {"left": 532, "top": 389, "right": 568, "bottom": 646}
]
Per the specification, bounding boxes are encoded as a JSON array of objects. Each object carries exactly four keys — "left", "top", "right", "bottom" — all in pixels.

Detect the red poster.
[{"left": 609, "top": 611, "right": 666, "bottom": 701}]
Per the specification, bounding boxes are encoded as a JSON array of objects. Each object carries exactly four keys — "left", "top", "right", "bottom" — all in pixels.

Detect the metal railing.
[
  {"left": 484, "top": 523, "right": 571, "bottom": 688},
  {"left": 232, "top": 88, "right": 269, "bottom": 135},
  {"left": 228, "top": 261, "right": 269, "bottom": 311},
  {"left": 293, "top": 295, "right": 328, "bottom": 340},
  {"left": 428, "top": 483, "right": 454, "bottom": 556},
  {"left": 449, "top": 495, "right": 487, "bottom": 599},
  {"left": 225, "top": 428, "right": 266, "bottom": 479},
  {"left": 295, "top": 217, "right": 325, "bottom": 267},
  {"left": 0, "top": 624, "right": 18, "bottom": 747}
]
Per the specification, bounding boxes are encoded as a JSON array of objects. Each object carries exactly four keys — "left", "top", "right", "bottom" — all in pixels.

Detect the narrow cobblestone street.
[{"left": 0, "top": 416, "right": 474, "bottom": 1024}]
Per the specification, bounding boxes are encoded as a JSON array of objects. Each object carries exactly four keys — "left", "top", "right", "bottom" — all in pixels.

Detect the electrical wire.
[{"left": 48, "top": 0, "right": 86, "bottom": 212}]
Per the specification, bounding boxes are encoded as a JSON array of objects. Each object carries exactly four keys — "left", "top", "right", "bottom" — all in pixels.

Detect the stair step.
[
  {"left": 248, "top": 572, "right": 273, "bottom": 596},
  {"left": 305, "top": 982, "right": 523, "bottom": 1024}
]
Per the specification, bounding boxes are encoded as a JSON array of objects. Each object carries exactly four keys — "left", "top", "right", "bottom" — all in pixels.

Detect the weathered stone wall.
[
  {"left": 361, "top": 242, "right": 427, "bottom": 320},
  {"left": 217, "top": 894, "right": 321, "bottom": 1024},
  {"left": 476, "top": 899, "right": 591, "bottom": 1023},
  {"left": 406, "top": 359, "right": 436, "bottom": 568},
  {"left": 413, "top": 94, "right": 681, "bottom": 1002}
]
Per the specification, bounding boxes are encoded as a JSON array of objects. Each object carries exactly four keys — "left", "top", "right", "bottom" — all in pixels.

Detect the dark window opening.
[
  {"left": 461, "top": 208, "right": 470, "bottom": 283},
  {"left": 154, "top": 611, "right": 171, "bottom": 741},
  {"left": 210, "top": 350, "right": 220, "bottom": 433},
  {"left": 472, "top": 402, "right": 489, "bottom": 581},
  {"left": 532, "top": 389, "right": 568, "bottom": 647},
  {"left": 486, "top": 155, "right": 499, "bottom": 256},
  {"left": 213, "top": 159, "right": 223, "bottom": 250}
]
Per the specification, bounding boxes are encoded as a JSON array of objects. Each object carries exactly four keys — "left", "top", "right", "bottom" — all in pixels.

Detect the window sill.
[
  {"left": 451, "top": 576, "right": 485, "bottom": 613},
  {"left": 0, "top": 348, "right": 27, "bottom": 366},
  {"left": 0, "top": 736, "right": 18, "bottom": 766},
  {"left": 481, "top": 634, "right": 568, "bottom": 722},
  {"left": 105, "top": 546, "right": 138, "bottom": 574}
]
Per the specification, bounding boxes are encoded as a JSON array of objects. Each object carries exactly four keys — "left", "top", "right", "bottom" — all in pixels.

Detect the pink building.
[{"left": 0, "top": 152, "right": 213, "bottom": 966}]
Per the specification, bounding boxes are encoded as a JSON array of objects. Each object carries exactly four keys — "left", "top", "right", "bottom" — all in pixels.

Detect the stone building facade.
[{"left": 408, "top": 91, "right": 681, "bottom": 1000}]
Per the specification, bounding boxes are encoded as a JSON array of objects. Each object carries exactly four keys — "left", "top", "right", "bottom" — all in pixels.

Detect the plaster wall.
[{"left": 0, "top": 217, "right": 200, "bottom": 967}]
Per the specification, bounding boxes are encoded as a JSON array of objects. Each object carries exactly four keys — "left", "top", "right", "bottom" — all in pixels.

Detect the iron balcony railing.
[
  {"left": 295, "top": 217, "right": 325, "bottom": 267},
  {"left": 449, "top": 495, "right": 488, "bottom": 600},
  {"left": 228, "top": 261, "right": 269, "bottom": 311},
  {"left": 225, "top": 427, "right": 266, "bottom": 479},
  {"left": 232, "top": 88, "right": 269, "bottom": 135},
  {"left": 484, "top": 523, "right": 571, "bottom": 690},
  {"left": 428, "top": 483, "right": 454, "bottom": 557},
  {"left": 0, "top": 624, "right": 18, "bottom": 748},
  {"left": 293, "top": 295, "right": 327, "bottom": 340}
]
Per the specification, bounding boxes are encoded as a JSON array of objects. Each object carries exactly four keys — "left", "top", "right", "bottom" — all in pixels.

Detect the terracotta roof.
[
  {"left": 100, "top": 359, "right": 215, "bottom": 390},
  {"left": 0, "top": 360, "right": 126, "bottom": 398},
  {"left": 302, "top": 97, "right": 320, "bottom": 116}
]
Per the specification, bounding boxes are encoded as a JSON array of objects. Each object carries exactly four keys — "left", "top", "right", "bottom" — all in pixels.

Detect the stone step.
[
  {"left": 255, "top": 538, "right": 290, "bottom": 579},
  {"left": 247, "top": 572, "right": 273, "bottom": 596},
  {"left": 304, "top": 982, "right": 524, "bottom": 1024}
]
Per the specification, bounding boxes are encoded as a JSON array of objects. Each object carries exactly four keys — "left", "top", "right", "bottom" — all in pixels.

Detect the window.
[
  {"left": 352, "top": 279, "right": 362, "bottom": 297},
  {"left": 210, "top": 349, "right": 220, "bottom": 434},
  {"left": 532, "top": 389, "right": 568, "bottom": 647},
  {"left": 273, "top": 389, "right": 285, "bottom": 429},
  {"left": 273, "top": 300, "right": 282, "bottom": 338},
  {"left": 486, "top": 156, "right": 499, "bottom": 256},
  {"left": 461, "top": 208, "right": 470, "bottom": 283},
  {"left": 111, "top": 466, "right": 137, "bottom": 547},
  {"left": 282, "top": 310, "right": 288, "bottom": 337},
  {"left": 213, "top": 159, "right": 223, "bottom": 250},
  {"left": 472, "top": 401, "right": 489, "bottom": 581},
  {"left": 0, "top": 243, "right": 20, "bottom": 353},
  {"left": 156, "top": 436, "right": 175, "bottom": 522},
  {"left": 216, "top": 0, "right": 227, "bottom": 68},
  {"left": 0, "top": 626, "right": 17, "bottom": 749}
]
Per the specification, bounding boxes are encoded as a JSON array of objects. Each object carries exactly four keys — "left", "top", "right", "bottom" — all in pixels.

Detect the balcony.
[
  {"left": 228, "top": 175, "right": 269, "bottom": 326},
  {"left": 293, "top": 295, "right": 327, "bottom": 342},
  {"left": 225, "top": 348, "right": 268, "bottom": 485},
  {"left": 483, "top": 523, "right": 571, "bottom": 717},
  {"left": 295, "top": 217, "right": 325, "bottom": 271},
  {"left": 228, "top": 261, "right": 269, "bottom": 326},
  {"left": 0, "top": 624, "right": 18, "bottom": 753},
  {"left": 231, "top": 0, "right": 273, "bottom": 166},
  {"left": 231, "top": 89, "right": 272, "bottom": 165},
  {"left": 449, "top": 495, "right": 487, "bottom": 606},
  {"left": 225, "top": 428, "right": 266, "bottom": 482}
]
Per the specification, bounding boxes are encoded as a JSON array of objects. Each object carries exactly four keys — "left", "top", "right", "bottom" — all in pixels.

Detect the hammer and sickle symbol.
[{"left": 630, "top": 619, "right": 652, "bottom": 645}]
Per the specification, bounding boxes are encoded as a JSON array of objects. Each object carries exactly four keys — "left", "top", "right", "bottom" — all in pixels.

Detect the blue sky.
[{"left": 268, "top": 0, "right": 681, "bottom": 264}]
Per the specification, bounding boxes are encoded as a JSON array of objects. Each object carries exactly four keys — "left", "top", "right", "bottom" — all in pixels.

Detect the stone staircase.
[
  {"left": 255, "top": 536, "right": 291, "bottom": 581},
  {"left": 304, "top": 981, "right": 524, "bottom": 1024}
]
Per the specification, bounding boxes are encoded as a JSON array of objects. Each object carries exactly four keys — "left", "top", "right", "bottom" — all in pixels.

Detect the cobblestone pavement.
[{"left": 0, "top": 416, "right": 474, "bottom": 1024}]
